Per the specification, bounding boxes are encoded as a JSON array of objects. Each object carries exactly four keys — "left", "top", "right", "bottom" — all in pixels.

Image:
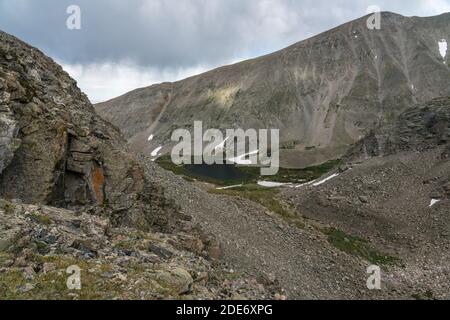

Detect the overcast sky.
[{"left": 1, "top": 0, "right": 449, "bottom": 102}]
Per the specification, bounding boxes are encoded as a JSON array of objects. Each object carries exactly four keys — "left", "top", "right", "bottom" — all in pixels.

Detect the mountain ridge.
[
  {"left": 97, "top": 11, "right": 450, "bottom": 98},
  {"left": 96, "top": 11, "right": 450, "bottom": 168}
]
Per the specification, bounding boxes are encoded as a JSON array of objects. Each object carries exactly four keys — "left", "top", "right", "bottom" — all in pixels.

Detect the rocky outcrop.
[
  {"left": 347, "top": 97, "right": 450, "bottom": 159},
  {"left": 96, "top": 12, "right": 450, "bottom": 168},
  {"left": 345, "top": 96, "right": 450, "bottom": 203},
  {"left": 0, "top": 31, "right": 284, "bottom": 300},
  {"left": 0, "top": 30, "right": 177, "bottom": 231},
  {"left": 281, "top": 97, "right": 450, "bottom": 299},
  {"left": 0, "top": 199, "right": 276, "bottom": 299}
]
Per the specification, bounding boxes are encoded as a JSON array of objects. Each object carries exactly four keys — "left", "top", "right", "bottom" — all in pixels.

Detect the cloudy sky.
[{"left": 1, "top": 0, "right": 449, "bottom": 102}]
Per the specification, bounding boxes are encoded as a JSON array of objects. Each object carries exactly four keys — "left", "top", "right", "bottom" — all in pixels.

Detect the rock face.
[
  {"left": 0, "top": 105, "right": 20, "bottom": 173},
  {"left": 347, "top": 97, "right": 450, "bottom": 159},
  {"left": 96, "top": 12, "right": 450, "bottom": 168},
  {"left": 0, "top": 31, "right": 177, "bottom": 231},
  {"left": 346, "top": 96, "right": 450, "bottom": 202}
]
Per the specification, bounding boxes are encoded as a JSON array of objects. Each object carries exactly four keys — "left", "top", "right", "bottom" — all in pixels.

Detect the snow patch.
[
  {"left": 295, "top": 180, "right": 316, "bottom": 188},
  {"left": 151, "top": 146, "right": 162, "bottom": 157},
  {"left": 429, "top": 199, "right": 441, "bottom": 207},
  {"left": 227, "top": 150, "right": 259, "bottom": 165},
  {"left": 217, "top": 184, "right": 243, "bottom": 190},
  {"left": 215, "top": 136, "right": 230, "bottom": 151},
  {"left": 438, "top": 39, "right": 447, "bottom": 60},
  {"left": 313, "top": 173, "right": 340, "bottom": 187},
  {"left": 257, "top": 181, "right": 291, "bottom": 188}
]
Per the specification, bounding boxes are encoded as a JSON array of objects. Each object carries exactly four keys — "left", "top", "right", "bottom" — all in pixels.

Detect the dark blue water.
[{"left": 184, "top": 164, "right": 247, "bottom": 181}]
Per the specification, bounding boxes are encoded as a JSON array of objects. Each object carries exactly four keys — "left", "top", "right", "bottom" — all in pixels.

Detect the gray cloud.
[
  {"left": 1, "top": 0, "right": 448, "bottom": 102},
  {"left": 1, "top": 0, "right": 449, "bottom": 69}
]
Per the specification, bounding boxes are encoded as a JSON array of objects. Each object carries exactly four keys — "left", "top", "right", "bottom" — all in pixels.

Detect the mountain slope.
[
  {"left": 282, "top": 97, "right": 450, "bottom": 298},
  {"left": 96, "top": 12, "right": 450, "bottom": 168}
]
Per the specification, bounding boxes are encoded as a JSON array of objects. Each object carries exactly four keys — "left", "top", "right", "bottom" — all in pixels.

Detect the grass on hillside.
[
  {"left": 209, "top": 184, "right": 305, "bottom": 229},
  {"left": 0, "top": 253, "right": 184, "bottom": 300},
  {"left": 156, "top": 156, "right": 403, "bottom": 268},
  {"left": 157, "top": 156, "right": 341, "bottom": 230},
  {"left": 322, "top": 228, "right": 402, "bottom": 266},
  {"left": 156, "top": 155, "right": 341, "bottom": 186}
]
